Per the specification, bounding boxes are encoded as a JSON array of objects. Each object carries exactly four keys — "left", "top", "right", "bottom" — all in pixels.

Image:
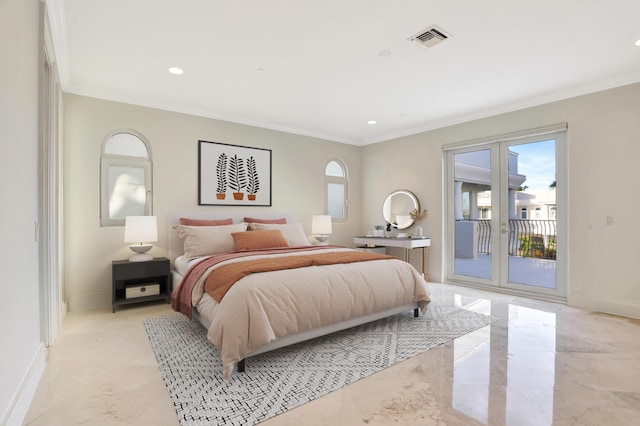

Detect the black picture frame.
[{"left": 198, "top": 140, "right": 272, "bottom": 206}]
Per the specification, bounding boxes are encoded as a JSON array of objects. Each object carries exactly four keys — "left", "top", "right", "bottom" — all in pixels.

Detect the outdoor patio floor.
[{"left": 455, "top": 254, "right": 557, "bottom": 289}]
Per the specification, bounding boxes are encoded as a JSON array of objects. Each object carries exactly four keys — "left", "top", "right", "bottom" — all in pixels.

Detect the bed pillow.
[
  {"left": 243, "top": 217, "right": 287, "bottom": 224},
  {"left": 176, "top": 223, "right": 248, "bottom": 258},
  {"left": 232, "top": 229, "right": 289, "bottom": 251},
  {"left": 180, "top": 217, "right": 233, "bottom": 226},
  {"left": 248, "top": 222, "right": 311, "bottom": 246}
]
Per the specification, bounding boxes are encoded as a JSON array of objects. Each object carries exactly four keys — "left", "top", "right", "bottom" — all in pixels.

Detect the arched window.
[
  {"left": 100, "top": 130, "right": 152, "bottom": 226},
  {"left": 520, "top": 208, "right": 527, "bottom": 219},
  {"left": 325, "top": 159, "right": 348, "bottom": 221}
]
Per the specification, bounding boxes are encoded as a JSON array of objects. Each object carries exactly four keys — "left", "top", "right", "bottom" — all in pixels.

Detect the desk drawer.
[{"left": 355, "top": 246, "right": 387, "bottom": 254}]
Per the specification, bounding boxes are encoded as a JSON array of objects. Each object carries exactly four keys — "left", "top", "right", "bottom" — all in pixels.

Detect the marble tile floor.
[{"left": 24, "top": 283, "right": 640, "bottom": 426}]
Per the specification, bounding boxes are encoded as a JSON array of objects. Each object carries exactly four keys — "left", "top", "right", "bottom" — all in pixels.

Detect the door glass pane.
[
  {"left": 453, "top": 149, "right": 492, "bottom": 280},
  {"left": 506, "top": 140, "right": 557, "bottom": 289}
]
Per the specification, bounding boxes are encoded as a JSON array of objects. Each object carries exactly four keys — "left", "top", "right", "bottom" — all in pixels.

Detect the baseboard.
[
  {"left": 568, "top": 294, "right": 640, "bottom": 319},
  {"left": 1, "top": 344, "right": 47, "bottom": 426},
  {"left": 444, "top": 279, "right": 567, "bottom": 305},
  {"left": 68, "top": 291, "right": 110, "bottom": 312}
]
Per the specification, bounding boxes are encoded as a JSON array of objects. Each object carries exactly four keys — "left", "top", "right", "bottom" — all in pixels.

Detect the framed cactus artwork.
[{"left": 198, "top": 140, "right": 272, "bottom": 206}]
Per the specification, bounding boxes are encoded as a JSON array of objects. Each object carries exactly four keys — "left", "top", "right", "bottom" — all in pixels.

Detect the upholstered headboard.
[{"left": 168, "top": 211, "right": 297, "bottom": 263}]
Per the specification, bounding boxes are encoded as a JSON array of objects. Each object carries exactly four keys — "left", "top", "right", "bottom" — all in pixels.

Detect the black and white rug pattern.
[{"left": 144, "top": 305, "right": 496, "bottom": 426}]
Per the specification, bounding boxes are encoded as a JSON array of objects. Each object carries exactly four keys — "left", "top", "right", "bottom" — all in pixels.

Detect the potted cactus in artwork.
[
  {"left": 246, "top": 156, "right": 260, "bottom": 201},
  {"left": 228, "top": 154, "right": 247, "bottom": 200},
  {"left": 215, "top": 153, "right": 228, "bottom": 199}
]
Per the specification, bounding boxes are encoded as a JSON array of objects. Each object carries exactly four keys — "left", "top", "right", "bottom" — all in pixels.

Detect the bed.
[{"left": 169, "top": 212, "right": 431, "bottom": 378}]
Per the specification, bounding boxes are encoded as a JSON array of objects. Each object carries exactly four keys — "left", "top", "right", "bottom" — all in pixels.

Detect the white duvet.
[{"left": 184, "top": 247, "right": 431, "bottom": 378}]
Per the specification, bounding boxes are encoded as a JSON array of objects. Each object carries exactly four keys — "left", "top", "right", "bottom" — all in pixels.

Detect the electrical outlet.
[{"left": 606, "top": 216, "right": 613, "bottom": 225}]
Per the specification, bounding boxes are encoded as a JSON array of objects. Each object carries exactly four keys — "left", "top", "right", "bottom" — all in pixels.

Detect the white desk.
[{"left": 354, "top": 236, "right": 431, "bottom": 280}]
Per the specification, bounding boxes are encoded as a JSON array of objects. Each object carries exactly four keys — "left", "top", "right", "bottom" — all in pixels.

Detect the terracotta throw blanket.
[{"left": 205, "top": 251, "right": 394, "bottom": 303}]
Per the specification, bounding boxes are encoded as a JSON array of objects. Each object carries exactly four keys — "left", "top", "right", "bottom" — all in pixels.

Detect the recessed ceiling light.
[
  {"left": 635, "top": 39, "right": 640, "bottom": 46},
  {"left": 168, "top": 67, "right": 184, "bottom": 75},
  {"left": 367, "top": 120, "right": 377, "bottom": 125}
]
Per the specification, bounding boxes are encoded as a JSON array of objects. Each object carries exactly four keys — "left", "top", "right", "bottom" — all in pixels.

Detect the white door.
[{"left": 444, "top": 127, "right": 566, "bottom": 300}]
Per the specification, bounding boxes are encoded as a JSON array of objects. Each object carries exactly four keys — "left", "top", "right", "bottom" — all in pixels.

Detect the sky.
[{"left": 509, "top": 139, "right": 556, "bottom": 191}]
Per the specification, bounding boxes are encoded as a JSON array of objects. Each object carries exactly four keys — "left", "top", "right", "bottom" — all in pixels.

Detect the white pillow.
[
  {"left": 248, "top": 222, "right": 311, "bottom": 246},
  {"left": 176, "top": 223, "right": 248, "bottom": 258}
]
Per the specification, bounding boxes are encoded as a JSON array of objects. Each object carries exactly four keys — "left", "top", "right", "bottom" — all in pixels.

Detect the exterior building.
[{"left": 454, "top": 151, "right": 557, "bottom": 259}]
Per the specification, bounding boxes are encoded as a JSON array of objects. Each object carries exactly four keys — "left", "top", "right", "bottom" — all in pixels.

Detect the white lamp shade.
[
  {"left": 311, "top": 215, "right": 332, "bottom": 235},
  {"left": 124, "top": 216, "right": 158, "bottom": 243}
]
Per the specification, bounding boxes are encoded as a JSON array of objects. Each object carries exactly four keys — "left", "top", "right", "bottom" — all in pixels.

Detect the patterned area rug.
[{"left": 144, "top": 305, "right": 496, "bottom": 426}]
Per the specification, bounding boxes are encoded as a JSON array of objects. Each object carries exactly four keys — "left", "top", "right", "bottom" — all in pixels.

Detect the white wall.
[
  {"left": 361, "top": 82, "right": 640, "bottom": 319},
  {"left": 0, "top": 0, "right": 47, "bottom": 424},
  {"left": 63, "top": 94, "right": 363, "bottom": 311}
]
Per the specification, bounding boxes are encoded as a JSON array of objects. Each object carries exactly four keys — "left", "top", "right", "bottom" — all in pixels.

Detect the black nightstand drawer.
[{"left": 112, "top": 258, "right": 169, "bottom": 280}]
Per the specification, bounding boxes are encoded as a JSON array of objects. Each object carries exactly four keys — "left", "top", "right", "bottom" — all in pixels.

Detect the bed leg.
[
  {"left": 414, "top": 307, "right": 419, "bottom": 317},
  {"left": 237, "top": 359, "right": 245, "bottom": 373}
]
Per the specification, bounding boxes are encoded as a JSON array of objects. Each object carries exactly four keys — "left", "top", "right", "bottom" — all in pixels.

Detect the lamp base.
[
  {"left": 129, "top": 244, "right": 153, "bottom": 262},
  {"left": 315, "top": 234, "right": 329, "bottom": 245}
]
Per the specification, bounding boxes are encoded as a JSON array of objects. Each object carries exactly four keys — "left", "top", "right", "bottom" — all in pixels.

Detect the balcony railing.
[{"left": 457, "top": 219, "right": 557, "bottom": 259}]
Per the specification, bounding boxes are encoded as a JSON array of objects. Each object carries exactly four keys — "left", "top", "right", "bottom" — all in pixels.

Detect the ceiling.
[{"left": 50, "top": 0, "right": 640, "bottom": 145}]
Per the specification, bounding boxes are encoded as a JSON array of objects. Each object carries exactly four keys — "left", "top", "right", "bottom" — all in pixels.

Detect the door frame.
[
  {"left": 39, "top": 3, "right": 64, "bottom": 346},
  {"left": 443, "top": 124, "right": 568, "bottom": 301}
]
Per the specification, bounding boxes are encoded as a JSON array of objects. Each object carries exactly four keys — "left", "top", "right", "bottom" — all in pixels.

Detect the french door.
[{"left": 444, "top": 126, "right": 566, "bottom": 299}]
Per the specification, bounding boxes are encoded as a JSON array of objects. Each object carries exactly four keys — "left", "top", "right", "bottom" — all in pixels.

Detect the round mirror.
[{"left": 382, "top": 190, "right": 420, "bottom": 230}]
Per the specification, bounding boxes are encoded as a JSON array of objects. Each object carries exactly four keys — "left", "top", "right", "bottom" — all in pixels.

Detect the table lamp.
[
  {"left": 312, "top": 215, "right": 332, "bottom": 245},
  {"left": 124, "top": 216, "right": 158, "bottom": 262}
]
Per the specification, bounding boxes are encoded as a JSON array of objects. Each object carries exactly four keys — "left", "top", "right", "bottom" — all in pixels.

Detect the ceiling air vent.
[{"left": 408, "top": 25, "right": 451, "bottom": 48}]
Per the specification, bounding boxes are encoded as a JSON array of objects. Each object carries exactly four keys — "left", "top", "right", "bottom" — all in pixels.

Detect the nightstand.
[{"left": 112, "top": 257, "right": 171, "bottom": 312}]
